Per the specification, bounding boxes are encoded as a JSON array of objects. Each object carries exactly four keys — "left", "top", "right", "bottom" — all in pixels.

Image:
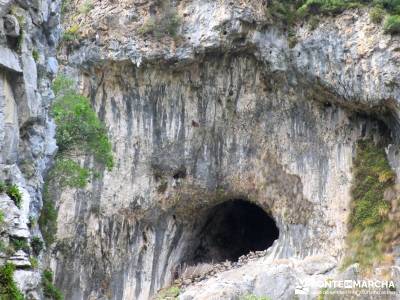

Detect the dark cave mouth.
[{"left": 189, "top": 199, "right": 279, "bottom": 263}]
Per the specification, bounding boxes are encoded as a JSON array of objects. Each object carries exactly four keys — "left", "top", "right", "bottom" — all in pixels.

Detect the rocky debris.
[
  {"left": 174, "top": 250, "right": 270, "bottom": 289},
  {"left": 8, "top": 250, "right": 31, "bottom": 268}
]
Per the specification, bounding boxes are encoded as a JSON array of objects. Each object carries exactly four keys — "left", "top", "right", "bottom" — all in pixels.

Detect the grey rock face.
[
  {"left": 50, "top": 54, "right": 394, "bottom": 299},
  {"left": 0, "top": 46, "right": 22, "bottom": 72},
  {"left": 0, "top": 0, "right": 395, "bottom": 299},
  {"left": 0, "top": 0, "right": 60, "bottom": 297},
  {"left": 52, "top": 1, "right": 400, "bottom": 299}
]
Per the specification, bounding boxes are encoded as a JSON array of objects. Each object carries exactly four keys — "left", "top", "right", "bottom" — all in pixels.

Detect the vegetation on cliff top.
[
  {"left": 344, "top": 139, "right": 398, "bottom": 271},
  {"left": 267, "top": 0, "right": 400, "bottom": 34},
  {"left": 138, "top": 7, "right": 181, "bottom": 38}
]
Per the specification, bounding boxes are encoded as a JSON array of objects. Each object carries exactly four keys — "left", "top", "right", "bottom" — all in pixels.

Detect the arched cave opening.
[{"left": 188, "top": 199, "right": 279, "bottom": 263}]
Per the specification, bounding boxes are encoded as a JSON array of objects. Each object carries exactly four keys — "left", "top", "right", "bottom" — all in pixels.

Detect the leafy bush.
[
  {"left": 62, "top": 24, "right": 80, "bottom": 41},
  {"left": 0, "top": 182, "right": 6, "bottom": 193},
  {"left": 298, "top": 0, "right": 362, "bottom": 17},
  {"left": 78, "top": 0, "right": 94, "bottom": 14},
  {"left": 42, "top": 269, "right": 63, "bottom": 300},
  {"left": 61, "top": 0, "right": 70, "bottom": 15},
  {"left": 32, "top": 49, "right": 39, "bottom": 62},
  {"left": 38, "top": 183, "right": 58, "bottom": 246},
  {"left": 384, "top": 14, "right": 400, "bottom": 32},
  {"left": 28, "top": 215, "right": 36, "bottom": 228},
  {"left": 375, "top": 0, "right": 400, "bottom": 14},
  {"left": 52, "top": 75, "right": 113, "bottom": 169},
  {"left": 264, "top": 0, "right": 400, "bottom": 35},
  {"left": 0, "top": 263, "right": 24, "bottom": 300},
  {"left": 370, "top": 6, "right": 385, "bottom": 23},
  {"left": 29, "top": 257, "right": 38, "bottom": 268},
  {"left": 11, "top": 237, "right": 30, "bottom": 253},
  {"left": 344, "top": 139, "right": 396, "bottom": 270},
  {"left": 52, "top": 159, "right": 91, "bottom": 188},
  {"left": 6, "top": 184, "right": 22, "bottom": 208},
  {"left": 39, "top": 75, "right": 113, "bottom": 247},
  {"left": 0, "top": 211, "right": 4, "bottom": 226},
  {"left": 155, "top": 285, "right": 180, "bottom": 299},
  {"left": 31, "top": 237, "right": 44, "bottom": 256},
  {"left": 0, "top": 241, "right": 6, "bottom": 253},
  {"left": 138, "top": 10, "right": 181, "bottom": 37}
]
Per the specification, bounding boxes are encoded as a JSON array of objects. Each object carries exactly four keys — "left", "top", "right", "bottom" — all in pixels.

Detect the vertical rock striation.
[
  {"left": 0, "top": 0, "right": 399, "bottom": 299},
  {"left": 0, "top": 0, "right": 60, "bottom": 297}
]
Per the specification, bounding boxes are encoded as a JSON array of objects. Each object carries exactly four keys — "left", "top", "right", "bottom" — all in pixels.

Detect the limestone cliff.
[
  {"left": 0, "top": 0, "right": 60, "bottom": 298},
  {"left": 1, "top": 0, "right": 400, "bottom": 299},
  {"left": 52, "top": 1, "right": 400, "bottom": 299}
]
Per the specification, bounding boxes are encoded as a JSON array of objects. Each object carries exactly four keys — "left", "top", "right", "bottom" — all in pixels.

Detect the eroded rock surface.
[
  {"left": 1, "top": 0, "right": 400, "bottom": 299},
  {"left": 0, "top": 0, "right": 60, "bottom": 297},
  {"left": 53, "top": 1, "right": 400, "bottom": 296}
]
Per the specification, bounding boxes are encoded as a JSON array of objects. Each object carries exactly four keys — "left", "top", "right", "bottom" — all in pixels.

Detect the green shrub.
[
  {"left": 263, "top": 0, "right": 400, "bottom": 36},
  {"left": 11, "top": 237, "right": 30, "bottom": 253},
  {"left": 61, "top": 0, "right": 70, "bottom": 15},
  {"left": 52, "top": 159, "right": 91, "bottom": 188},
  {"left": 0, "top": 241, "right": 6, "bottom": 253},
  {"left": 29, "top": 257, "right": 38, "bottom": 269},
  {"left": 344, "top": 139, "right": 396, "bottom": 270},
  {"left": 0, "top": 181, "right": 6, "bottom": 193},
  {"left": 38, "top": 183, "right": 58, "bottom": 246},
  {"left": 266, "top": 0, "right": 302, "bottom": 26},
  {"left": 0, "top": 211, "right": 4, "bottom": 226},
  {"left": 0, "top": 263, "right": 24, "bottom": 300},
  {"left": 138, "top": 17, "right": 156, "bottom": 35},
  {"left": 28, "top": 216, "right": 36, "bottom": 228},
  {"left": 78, "top": 0, "right": 94, "bottom": 14},
  {"left": 6, "top": 184, "right": 22, "bottom": 208},
  {"left": 52, "top": 75, "right": 113, "bottom": 169},
  {"left": 32, "top": 49, "right": 39, "bottom": 62},
  {"left": 155, "top": 285, "right": 180, "bottom": 299},
  {"left": 62, "top": 24, "right": 80, "bottom": 41},
  {"left": 384, "top": 14, "right": 400, "bottom": 33},
  {"left": 138, "top": 10, "right": 181, "bottom": 38},
  {"left": 31, "top": 237, "right": 44, "bottom": 256},
  {"left": 375, "top": 0, "right": 400, "bottom": 14},
  {"left": 370, "top": 6, "right": 385, "bottom": 23},
  {"left": 42, "top": 269, "right": 63, "bottom": 300},
  {"left": 298, "top": 0, "right": 361, "bottom": 17}
]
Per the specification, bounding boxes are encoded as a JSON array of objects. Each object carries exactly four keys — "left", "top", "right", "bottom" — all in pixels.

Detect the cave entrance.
[{"left": 189, "top": 199, "right": 279, "bottom": 263}]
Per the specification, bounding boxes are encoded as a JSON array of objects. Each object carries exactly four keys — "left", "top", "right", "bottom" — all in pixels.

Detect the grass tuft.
[
  {"left": 42, "top": 269, "right": 63, "bottom": 300},
  {"left": 344, "top": 139, "right": 397, "bottom": 271},
  {"left": 0, "top": 263, "right": 24, "bottom": 300}
]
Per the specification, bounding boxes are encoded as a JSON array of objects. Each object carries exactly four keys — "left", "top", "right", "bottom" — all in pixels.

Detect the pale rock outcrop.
[
  {"left": 0, "top": 0, "right": 60, "bottom": 297},
  {"left": 51, "top": 1, "right": 400, "bottom": 299}
]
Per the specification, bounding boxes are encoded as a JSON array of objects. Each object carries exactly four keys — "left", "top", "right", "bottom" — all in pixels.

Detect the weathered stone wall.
[
  {"left": 0, "top": 0, "right": 60, "bottom": 297},
  {"left": 53, "top": 0, "right": 400, "bottom": 297},
  {"left": 52, "top": 53, "right": 393, "bottom": 299}
]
